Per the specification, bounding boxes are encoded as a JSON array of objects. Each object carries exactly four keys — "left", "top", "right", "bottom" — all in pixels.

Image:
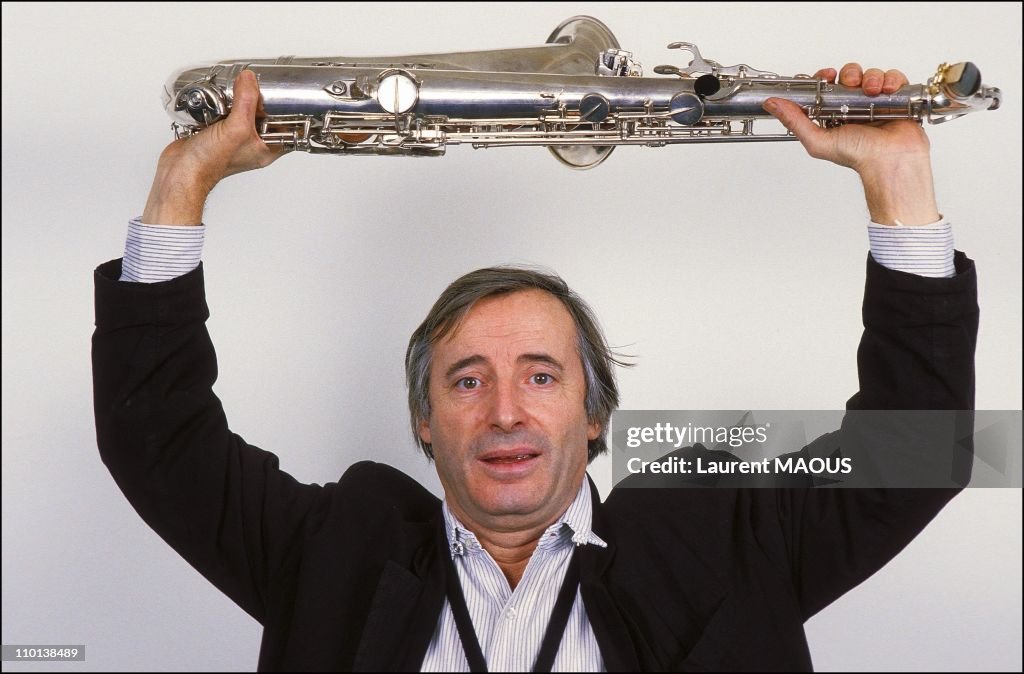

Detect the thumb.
[
  {"left": 763, "top": 97, "right": 829, "bottom": 159},
  {"left": 229, "top": 69, "right": 260, "bottom": 125}
]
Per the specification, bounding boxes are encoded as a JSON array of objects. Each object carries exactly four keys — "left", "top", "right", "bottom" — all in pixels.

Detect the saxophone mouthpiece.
[
  {"left": 926, "top": 61, "right": 1001, "bottom": 123},
  {"left": 943, "top": 62, "right": 982, "bottom": 98}
]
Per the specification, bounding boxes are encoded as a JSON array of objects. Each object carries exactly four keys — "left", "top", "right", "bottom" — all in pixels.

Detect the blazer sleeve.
[
  {"left": 778, "top": 251, "right": 979, "bottom": 619},
  {"left": 92, "top": 259, "right": 328, "bottom": 624}
]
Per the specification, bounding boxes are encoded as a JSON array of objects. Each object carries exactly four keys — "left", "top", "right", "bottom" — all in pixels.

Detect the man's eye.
[
  {"left": 456, "top": 377, "right": 479, "bottom": 390},
  {"left": 531, "top": 373, "right": 553, "bottom": 385}
]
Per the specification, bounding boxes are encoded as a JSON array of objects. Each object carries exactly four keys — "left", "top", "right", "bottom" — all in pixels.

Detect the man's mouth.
[
  {"left": 478, "top": 448, "right": 541, "bottom": 464},
  {"left": 483, "top": 454, "right": 537, "bottom": 464}
]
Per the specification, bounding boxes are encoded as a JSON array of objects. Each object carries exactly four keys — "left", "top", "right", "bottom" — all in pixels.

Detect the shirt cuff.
[
  {"left": 119, "top": 217, "right": 206, "bottom": 283},
  {"left": 867, "top": 217, "right": 955, "bottom": 279}
]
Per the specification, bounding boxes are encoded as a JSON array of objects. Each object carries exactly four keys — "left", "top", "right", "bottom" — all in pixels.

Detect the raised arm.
[
  {"left": 763, "top": 64, "right": 977, "bottom": 616},
  {"left": 93, "top": 71, "right": 318, "bottom": 623}
]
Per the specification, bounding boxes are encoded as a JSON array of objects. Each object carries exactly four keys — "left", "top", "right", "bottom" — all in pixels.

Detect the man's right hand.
[{"left": 141, "top": 69, "right": 288, "bottom": 226}]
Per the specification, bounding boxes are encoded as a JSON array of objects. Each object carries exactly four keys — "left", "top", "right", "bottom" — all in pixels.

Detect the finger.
[
  {"left": 838, "top": 63, "right": 862, "bottom": 87},
  {"left": 882, "top": 68, "right": 909, "bottom": 93},
  {"left": 862, "top": 68, "right": 885, "bottom": 95},
  {"left": 763, "top": 97, "right": 829, "bottom": 159},
  {"left": 813, "top": 68, "right": 837, "bottom": 84}
]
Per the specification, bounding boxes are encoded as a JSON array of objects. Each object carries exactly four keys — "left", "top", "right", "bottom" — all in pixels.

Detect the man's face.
[{"left": 419, "top": 289, "right": 599, "bottom": 533}]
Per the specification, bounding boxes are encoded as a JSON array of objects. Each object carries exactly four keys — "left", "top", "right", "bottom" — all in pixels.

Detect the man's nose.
[{"left": 487, "top": 380, "right": 526, "bottom": 433}]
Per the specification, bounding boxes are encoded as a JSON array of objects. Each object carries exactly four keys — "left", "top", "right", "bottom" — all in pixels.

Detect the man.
[{"left": 93, "top": 65, "right": 977, "bottom": 670}]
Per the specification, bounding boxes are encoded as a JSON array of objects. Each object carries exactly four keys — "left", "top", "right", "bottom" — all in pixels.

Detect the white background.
[{"left": 2, "top": 2, "right": 1021, "bottom": 671}]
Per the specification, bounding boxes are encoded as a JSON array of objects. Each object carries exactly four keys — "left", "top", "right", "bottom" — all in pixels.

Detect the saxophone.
[{"left": 164, "top": 16, "right": 1001, "bottom": 169}]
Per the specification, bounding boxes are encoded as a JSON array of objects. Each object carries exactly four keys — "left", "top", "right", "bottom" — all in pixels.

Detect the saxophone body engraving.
[{"left": 164, "top": 16, "right": 1001, "bottom": 169}]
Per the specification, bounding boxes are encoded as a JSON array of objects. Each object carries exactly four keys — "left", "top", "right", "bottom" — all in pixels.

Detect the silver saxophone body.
[{"left": 165, "top": 16, "right": 1001, "bottom": 169}]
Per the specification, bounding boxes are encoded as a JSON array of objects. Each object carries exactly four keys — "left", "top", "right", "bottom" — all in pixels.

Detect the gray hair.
[{"left": 405, "top": 266, "right": 629, "bottom": 462}]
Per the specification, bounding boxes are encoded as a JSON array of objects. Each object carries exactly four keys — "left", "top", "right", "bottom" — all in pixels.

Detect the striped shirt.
[
  {"left": 421, "top": 481, "right": 607, "bottom": 672},
  {"left": 118, "top": 217, "right": 957, "bottom": 283},
  {"left": 120, "top": 218, "right": 205, "bottom": 283},
  {"left": 867, "top": 218, "right": 955, "bottom": 277}
]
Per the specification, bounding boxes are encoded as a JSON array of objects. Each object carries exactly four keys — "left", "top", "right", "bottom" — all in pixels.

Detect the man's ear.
[
  {"left": 587, "top": 420, "right": 601, "bottom": 441},
  {"left": 418, "top": 418, "right": 431, "bottom": 446}
]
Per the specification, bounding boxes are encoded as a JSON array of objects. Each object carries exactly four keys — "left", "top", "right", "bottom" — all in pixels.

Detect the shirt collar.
[{"left": 442, "top": 477, "right": 607, "bottom": 559}]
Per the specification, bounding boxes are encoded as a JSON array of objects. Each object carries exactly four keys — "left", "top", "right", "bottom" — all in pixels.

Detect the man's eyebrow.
[
  {"left": 443, "top": 353, "right": 565, "bottom": 378},
  {"left": 518, "top": 353, "right": 565, "bottom": 371},
  {"left": 445, "top": 355, "right": 488, "bottom": 379}
]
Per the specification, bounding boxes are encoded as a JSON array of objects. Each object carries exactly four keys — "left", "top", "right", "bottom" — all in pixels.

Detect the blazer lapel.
[
  {"left": 353, "top": 515, "right": 448, "bottom": 672},
  {"left": 580, "top": 477, "right": 645, "bottom": 672}
]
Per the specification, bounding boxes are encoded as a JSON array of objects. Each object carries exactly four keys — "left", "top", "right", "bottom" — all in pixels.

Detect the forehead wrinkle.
[
  {"left": 453, "top": 329, "right": 569, "bottom": 368},
  {"left": 434, "top": 289, "right": 581, "bottom": 374}
]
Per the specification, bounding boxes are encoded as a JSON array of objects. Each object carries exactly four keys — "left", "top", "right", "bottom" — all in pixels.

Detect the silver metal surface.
[{"left": 164, "top": 16, "right": 1002, "bottom": 169}]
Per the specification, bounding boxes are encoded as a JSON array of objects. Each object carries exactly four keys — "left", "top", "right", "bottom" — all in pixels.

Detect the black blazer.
[{"left": 92, "top": 252, "right": 978, "bottom": 671}]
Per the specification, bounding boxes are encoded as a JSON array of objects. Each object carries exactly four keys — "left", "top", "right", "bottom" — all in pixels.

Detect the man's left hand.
[{"left": 764, "top": 64, "right": 940, "bottom": 226}]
